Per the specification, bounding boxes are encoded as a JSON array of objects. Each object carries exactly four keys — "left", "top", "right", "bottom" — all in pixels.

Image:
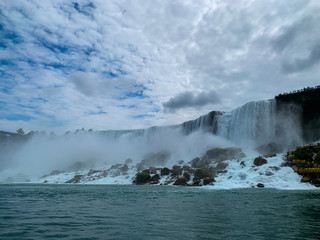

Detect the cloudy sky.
[{"left": 1, "top": 0, "right": 320, "bottom": 133}]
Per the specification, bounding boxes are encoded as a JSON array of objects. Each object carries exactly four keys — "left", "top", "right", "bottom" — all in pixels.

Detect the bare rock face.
[
  {"left": 173, "top": 178, "right": 187, "bottom": 186},
  {"left": 254, "top": 156, "right": 267, "bottom": 166},
  {"left": 66, "top": 175, "right": 83, "bottom": 183}
]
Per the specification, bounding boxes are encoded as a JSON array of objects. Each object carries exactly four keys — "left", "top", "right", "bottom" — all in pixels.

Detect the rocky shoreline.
[
  {"left": 38, "top": 145, "right": 293, "bottom": 188},
  {"left": 286, "top": 143, "right": 320, "bottom": 187}
]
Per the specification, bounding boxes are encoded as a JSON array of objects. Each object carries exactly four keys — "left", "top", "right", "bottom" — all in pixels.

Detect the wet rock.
[
  {"left": 256, "top": 142, "right": 283, "bottom": 155},
  {"left": 183, "top": 172, "right": 190, "bottom": 181},
  {"left": 150, "top": 174, "right": 160, "bottom": 184},
  {"left": 257, "top": 183, "right": 264, "bottom": 188},
  {"left": 292, "top": 165, "right": 298, "bottom": 172},
  {"left": 160, "top": 167, "right": 170, "bottom": 176},
  {"left": 182, "top": 165, "right": 191, "bottom": 171},
  {"left": 149, "top": 168, "right": 157, "bottom": 174},
  {"left": 172, "top": 166, "right": 183, "bottom": 176},
  {"left": 133, "top": 172, "right": 151, "bottom": 184},
  {"left": 88, "top": 169, "right": 101, "bottom": 176},
  {"left": 43, "top": 180, "right": 48, "bottom": 183},
  {"left": 265, "top": 171, "right": 274, "bottom": 176},
  {"left": 194, "top": 169, "right": 210, "bottom": 179},
  {"left": 178, "top": 160, "right": 184, "bottom": 164},
  {"left": 50, "top": 170, "right": 62, "bottom": 176},
  {"left": 216, "top": 162, "right": 228, "bottom": 171},
  {"left": 264, "top": 154, "right": 277, "bottom": 158},
  {"left": 109, "top": 164, "right": 122, "bottom": 170},
  {"left": 173, "top": 178, "right": 187, "bottom": 186},
  {"left": 192, "top": 180, "right": 202, "bottom": 186},
  {"left": 190, "top": 157, "right": 201, "bottom": 168},
  {"left": 202, "top": 147, "right": 246, "bottom": 163},
  {"left": 253, "top": 156, "right": 267, "bottom": 166},
  {"left": 142, "top": 169, "right": 151, "bottom": 174},
  {"left": 125, "top": 158, "right": 133, "bottom": 165},
  {"left": 269, "top": 166, "right": 280, "bottom": 171},
  {"left": 301, "top": 176, "right": 311, "bottom": 182},
  {"left": 119, "top": 164, "right": 128, "bottom": 172},
  {"left": 66, "top": 175, "right": 83, "bottom": 183},
  {"left": 203, "top": 178, "right": 215, "bottom": 185},
  {"left": 240, "top": 161, "right": 246, "bottom": 168}
]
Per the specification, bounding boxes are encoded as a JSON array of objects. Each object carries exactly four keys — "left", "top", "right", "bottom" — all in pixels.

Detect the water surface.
[{"left": 0, "top": 184, "right": 319, "bottom": 239}]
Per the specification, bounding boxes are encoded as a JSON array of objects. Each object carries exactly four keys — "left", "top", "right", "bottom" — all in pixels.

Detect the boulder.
[
  {"left": 173, "top": 178, "right": 187, "bottom": 186},
  {"left": 50, "top": 170, "right": 62, "bottom": 176},
  {"left": 125, "top": 158, "right": 133, "bottom": 165},
  {"left": 66, "top": 175, "right": 83, "bottom": 183},
  {"left": 269, "top": 166, "right": 280, "bottom": 171},
  {"left": 240, "top": 161, "right": 246, "bottom": 168},
  {"left": 160, "top": 167, "right": 170, "bottom": 176},
  {"left": 88, "top": 169, "right": 101, "bottom": 176},
  {"left": 172, "top": 166, "right": 183, "bottom": 176},
  {"left": 142, "top": 169, "right": 151, "bottom": 174},
  {"left": 150, "top": 174, "right": 160, "bottom": 184},
  {"left": 190, "top": 157, "right": 201, "bottom": 168},
  {"left": 119, "top": 164, "right": 128, "bottom": 172},
  {"left": 183, "top": 172, "right": 190, "bottom": 181},
  {"left": 256, "top": 142, "right": 283, "bottom": 155},
  {"left": 194, "top": 169, "right": 210, "bottom": 179},
  {"left": 216, "top": 162, "right": 228, "bottom": 171},
  {"left": 192, "top": 180, "right": 202, "bottom": 186},
  {"left": 203, "top": 177, "right": 215, "bottom": 185},
  {"left": 149, "top": 168, "right": 157, "bottom": 174},
  {"left": 134, "top": 172, "right": 151, "bottom": 184},
  {"left": 257, "top": 183, "right": 264, "bottom": 188},
  {"left": 253, "top": 157, "right": 267, "bottom": 166},
  {"left": 292, "top": 165, "right": 298, "bottom": 172},
  {"left": 265, "top": 171, "right": 274, "bottom": 176},
  {"left": 182, "top": 165, "right": 191, "bottom": 171},
  {"left": 202, "top": 147, "right": 246, "bottom": 163},
  {"left": 178, "top": 160, "right": 184, "bottom": 164},
  {"left": 301, "top": 176, "right": 311, "bottom": 182}
]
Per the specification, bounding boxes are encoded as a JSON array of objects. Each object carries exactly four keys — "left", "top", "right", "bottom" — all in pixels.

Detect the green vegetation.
[
  {"left": 275, "top": 85, "right": 320, "bottom": 98},
  {"left": 194, "top": 169, "right": 209, "bottom": 179},
  {"left": 287, "top": 143, "right": 320, "bottom": 186}
]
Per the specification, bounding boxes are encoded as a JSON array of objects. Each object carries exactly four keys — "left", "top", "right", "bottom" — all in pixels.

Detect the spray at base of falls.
[{"left": 0, "top": 99, "right": 310, "bottom": 189}]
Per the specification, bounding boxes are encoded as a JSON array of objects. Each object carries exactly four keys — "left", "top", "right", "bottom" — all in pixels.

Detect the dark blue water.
[{"left": 0, "top": 184, "right": 319, "bottom": 240}]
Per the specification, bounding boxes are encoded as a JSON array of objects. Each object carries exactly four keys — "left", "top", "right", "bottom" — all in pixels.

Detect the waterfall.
[
  {"left": 96, "top": 98, "right": 301, "bottom": 148},
  {"left": 181, "top": 111, "right": 223, "bottom": 135},
  {"left": 216, "top": 100, "right": 277, "bottom": 146}
]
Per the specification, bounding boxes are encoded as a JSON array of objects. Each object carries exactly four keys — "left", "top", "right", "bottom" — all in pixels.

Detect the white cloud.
[{"left": 1, "top": 0, "right": 320, "bottom": 133}]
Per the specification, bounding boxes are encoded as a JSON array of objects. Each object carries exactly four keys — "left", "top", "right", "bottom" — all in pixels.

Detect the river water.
[{"left": 0, "top": 184, "right": 319, "bottom": 239}]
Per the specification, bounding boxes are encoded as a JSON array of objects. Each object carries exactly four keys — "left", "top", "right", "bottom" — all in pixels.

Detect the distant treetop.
[{"left": 275, "top": 85, "right": 320, "bottom": 98}]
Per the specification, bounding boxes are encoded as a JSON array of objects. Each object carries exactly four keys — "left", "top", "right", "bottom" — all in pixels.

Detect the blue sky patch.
[
  {"left": 1, "top": 114, "right": 34, "bottom": 122},
  {"left": 133, "top": 114, "right": 153, "bottom": 119}
]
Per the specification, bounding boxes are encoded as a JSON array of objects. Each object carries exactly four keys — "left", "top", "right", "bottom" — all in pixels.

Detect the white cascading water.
[{"left": 216, "top": 100, "right": 277, "bottom": 147}]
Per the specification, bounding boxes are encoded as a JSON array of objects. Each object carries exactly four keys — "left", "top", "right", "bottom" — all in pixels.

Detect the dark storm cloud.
[
  {"left": 282, "top": 44, "right": 320, "bottom": 73},
  {"left": 163, "top": 90, "right": 220, "bottom": 112},
  {"left": 271, "top": 17, "right": 314, "bottom": 52}
]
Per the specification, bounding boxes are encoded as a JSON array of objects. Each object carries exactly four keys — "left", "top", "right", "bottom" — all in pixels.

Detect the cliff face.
[{"left": 275, "top": 87, "right": 320, "bottom": 142}]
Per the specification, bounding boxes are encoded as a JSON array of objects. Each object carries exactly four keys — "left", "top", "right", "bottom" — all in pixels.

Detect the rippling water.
[{"left": 0, "top": 184, "right": 320, "bottom": 240}]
